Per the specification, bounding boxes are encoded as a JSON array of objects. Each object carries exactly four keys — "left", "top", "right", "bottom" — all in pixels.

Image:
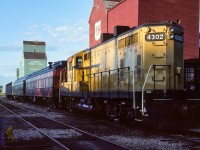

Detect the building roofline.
[
  {"left": 107, "top": 0, "right": 125, "bottom": 12},
  {"left": 23, "top": 41, "right": 46, "bottom": 46}
]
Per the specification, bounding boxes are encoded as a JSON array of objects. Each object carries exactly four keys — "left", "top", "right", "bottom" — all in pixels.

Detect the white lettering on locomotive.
[
  {"left": 174, "top": 34, "right": 183, "bottom": 42},
  {"left": 145, "top": 33, "right": 165, "bottom": 41}
]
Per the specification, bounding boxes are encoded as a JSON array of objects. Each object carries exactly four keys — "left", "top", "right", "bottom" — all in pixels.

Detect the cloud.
[
  {"left": 22, "top": 20, "right": 89, "bottom": 47},
  {"left": 46, "top": 45, "right": 59, "bottom": 51},
  {"left": 0, "top": 45, "right": 22, "bottom": 52},
  {"left": 31, "top": 24, "right": 39, "bottom": 28},
  {"left": 24, "top": 32, "right": 33, "bottom": 35},
  {"left": 55, "top": 26, "right": 68, "bottom": 32},
  {"left": 0, "top": 20, "right": 90, "bottom": 89},
  {"left": 0, "top": 75, "right": 17, "bottom": 92},
  {"left": 0, "top": 65, "right": 17, "bottom": 77}
]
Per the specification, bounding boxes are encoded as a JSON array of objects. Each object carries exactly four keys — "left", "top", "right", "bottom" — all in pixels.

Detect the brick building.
[{"left": 89, "top": 0, "right": 199, "bottom": 59}]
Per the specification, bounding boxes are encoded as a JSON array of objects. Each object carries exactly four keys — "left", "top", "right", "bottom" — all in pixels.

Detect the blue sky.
[{"left": 0, "top": 0, "right": 93, "bottom": 91}]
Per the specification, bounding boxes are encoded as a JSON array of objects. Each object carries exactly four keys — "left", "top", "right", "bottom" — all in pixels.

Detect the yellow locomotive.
[{"left": 60, "top": 21, "right": 185, "bottom": 127}]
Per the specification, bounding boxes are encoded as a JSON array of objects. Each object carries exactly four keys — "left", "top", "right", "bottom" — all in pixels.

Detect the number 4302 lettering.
[{"left": 145, "top": 33, "right": 165, "bottom": 41}]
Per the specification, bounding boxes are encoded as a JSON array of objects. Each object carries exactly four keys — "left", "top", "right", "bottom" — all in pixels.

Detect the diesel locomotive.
[
  {"left": 7, "top": 21, "right": 194, "bottom": 128},
  {"left": 59, "top": 21, "right": 186, "bottom": 127}
]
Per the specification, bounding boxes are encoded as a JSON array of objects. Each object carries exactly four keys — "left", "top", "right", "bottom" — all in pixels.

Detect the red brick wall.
[
  {"left": 89, "top": 0, "right": 199, "bottom": 59},
  {"left": 107, "top": 0, "right": 139, "bottom": 33},
  {"left": 138, "top": 0, "right": 199, "bottom": 59},
  {"left": 89, "top": 0, "right": 108, "bottom": 47}
]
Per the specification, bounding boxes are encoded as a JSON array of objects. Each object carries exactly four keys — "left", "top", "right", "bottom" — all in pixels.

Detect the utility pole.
[{"left": 0, "top": 85, "right": 3, "bottom": 95}]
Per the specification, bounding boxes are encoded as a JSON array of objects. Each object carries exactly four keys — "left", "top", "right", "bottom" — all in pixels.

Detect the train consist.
[
  {"left": 6, "top": 22, "right": 199, "bottom": 128},
  {"left": 6, "top": 61, "right": 67, "bottom": 106}
]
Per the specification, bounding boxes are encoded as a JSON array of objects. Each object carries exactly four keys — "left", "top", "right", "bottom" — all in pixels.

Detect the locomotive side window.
[
  {"left": 76, "top": 56, "right": 82, "bottom": 67},
  {"left": 118, "top": 33, "right": 138, "bottom": 49},
  {"left": 118, "top": 38, "right": 125, "bottom": 49},
  {"left": 125, "top": 37, "right": 130, "bottom": 47},
  {"left": 49, "top": 77, "right": 53, "bottom": 86},
  {"left": 84, "top": 53, "right": 88, "bottom": 61},
  {"left": 131, "top": 33, "right": 138, "bottom": 45},
  {"left": 84, "top": 53, "right": 91, "bottom": 61}
]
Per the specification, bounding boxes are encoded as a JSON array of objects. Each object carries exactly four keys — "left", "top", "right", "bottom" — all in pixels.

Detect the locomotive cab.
[
  {"left": 60, "top": 49, "right": 91, "bottom": 111},
  {"left": 137, "top": 23, "right": 186, "bottom": 127},
  {"left": 141, "top": 23, "right": 184, "bottom": 91}
]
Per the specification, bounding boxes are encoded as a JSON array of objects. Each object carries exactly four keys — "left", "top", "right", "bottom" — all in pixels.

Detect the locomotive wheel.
[
  {"left": 47, "top": 98, "right": 52, "bottom": 107},
  {"left": 68, "top": 108, "right": 74, "bottom": 113},
  {"left": 120, "top": 111, "right": 128, "bottom": 123},
  {"left": 32, "top": 97, "right": 36, "bottom": 103},
  {"left": 52, "top": 97, "right": 59, "bottom": 109},
  {"left": 106, "top": 103, "right": 122, "bottom": 122},
  {"left": 68, "top": 97, "right": 75, "bottom": 113},
  {"left": 61, "top": 98, "right": 68, "bottom": 110},
  {"left": 48, "top": 98, "right": 56, "bottom": 108}
]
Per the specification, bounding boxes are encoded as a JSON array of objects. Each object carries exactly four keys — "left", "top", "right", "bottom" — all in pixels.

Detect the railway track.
[
  {"left": 157, "top": 130, "right": 200, "bottom": 149},
  {"left": 2, "top": 96, "right": 200, "bottom": 149},
  {"left": 0, "top": 98, "right": 129, "bottom": 150}
]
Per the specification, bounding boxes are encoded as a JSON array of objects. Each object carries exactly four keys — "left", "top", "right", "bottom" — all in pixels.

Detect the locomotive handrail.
[
  {"left": 152, "top": 41, "right": 167, "bottom": 46},
  {"left": 86, "top": 67, "right": 130, "bottom": 98},
  {"left": 59, "top": 68, "right": 67, "bottom": 105},
  {"left": 141, "top": 65, "right": 154, "bottom": 116},
  {"left": 86, "top": 66, "right": 130, "bottom": 76},
  {"left": 141, "top": 64, "right": 171, "bottom": 116}
]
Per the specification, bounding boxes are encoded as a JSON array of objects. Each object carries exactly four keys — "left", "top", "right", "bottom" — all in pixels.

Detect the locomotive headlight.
[
  {"left": 169, "top": 33, "right": 174, "bottom": 39},
  {"left": 176, "top": 67, "right": 181, "bottom": 74},
  {"left": 169, "top": 27, "right": 174, "bottom": 33},
  {"left": 147, "top": 27, "right": 151, "bottom": 32}
]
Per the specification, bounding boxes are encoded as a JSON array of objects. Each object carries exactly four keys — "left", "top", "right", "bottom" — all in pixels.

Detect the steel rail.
[
  {"left": 1, "top": 98, "right": 130, "bottom": 150},
  {"left": 157, "top": 132, "right": 200, "bottom": 148},
  {"left": 0, "top": 103, "right": 70, "bottom": 150}
]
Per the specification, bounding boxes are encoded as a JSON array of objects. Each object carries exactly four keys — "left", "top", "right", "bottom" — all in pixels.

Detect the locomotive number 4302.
[{"left": 145, "top": 33, "right": 165, "bottom": 41}]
